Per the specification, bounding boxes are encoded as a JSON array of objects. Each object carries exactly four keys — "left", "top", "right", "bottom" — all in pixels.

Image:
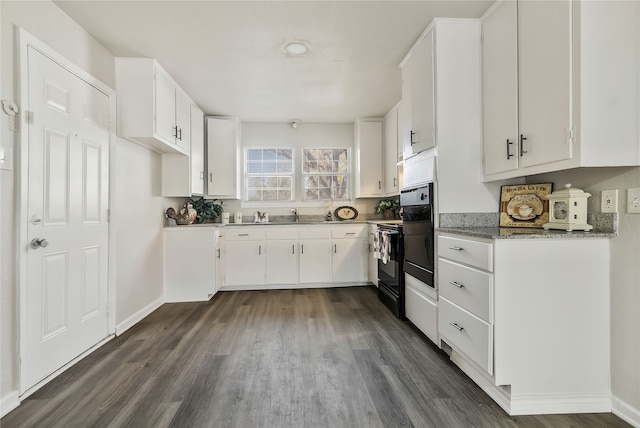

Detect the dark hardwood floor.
[{"left": 2, "top": 286, "right": 630, "bottom": 428}]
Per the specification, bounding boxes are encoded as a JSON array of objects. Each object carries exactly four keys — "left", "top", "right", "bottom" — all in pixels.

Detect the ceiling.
[{"left": 53, "top": 0, "right": 493, "bottom": 123}]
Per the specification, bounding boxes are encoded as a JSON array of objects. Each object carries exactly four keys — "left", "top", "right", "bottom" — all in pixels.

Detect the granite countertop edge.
[{"left": 437, "top": 227, "right": 616, "bottom": 240}]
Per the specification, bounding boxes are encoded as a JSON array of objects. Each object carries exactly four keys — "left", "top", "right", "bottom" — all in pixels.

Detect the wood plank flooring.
[{"left": 2, "top": 286, "right": 630, "bottom": 428}]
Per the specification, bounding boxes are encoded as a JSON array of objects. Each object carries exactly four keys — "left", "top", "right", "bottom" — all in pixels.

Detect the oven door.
[{"left": 402, "top": 204, "right": 435, "bottom": 287}]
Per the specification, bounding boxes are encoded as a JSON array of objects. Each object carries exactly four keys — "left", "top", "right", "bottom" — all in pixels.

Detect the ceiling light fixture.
[
  {"left": 283, "top": 41, "right": 311, "bottom": 57},
  {"left": 289, "top": 119, "right": 301, "bottom": 129}
]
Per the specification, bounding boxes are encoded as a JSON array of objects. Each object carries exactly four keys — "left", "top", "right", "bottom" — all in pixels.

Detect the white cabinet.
[
  {"left": 161, "top": 104, "right": 205, "bottom": 197},
  {"left": 331, "top": 227, "right": 368, "bottom": 283},
  {"left": 299, "top": 227, "right": 332, "bottom": 285},
  {"left": 115, "top": 58, "right": 193, "bottom": 155},
  {"left": 224, "top": 230, "right": 265, "bottom": 286},
  {"left": 206, "top": 116, "right": 240, "bottom": 199},
  {"left": 383, "top": 106, "right": 400, "bottom": 195},
  {"left": 405, "top": 273, "right": 438, "bottom": 345},
  {"left": 265, "top": 229, "right": 299, "bottom": 285},
  {"left": 215, "top": 230, "right": 225, "bottom": 293},
  {"left": 354, "top": 118, "right": 383, "bottom": 198},
  {"left": 367, "top": 224, "right": 378, "bottom": 286},
  {"left": 436, "top": 231, "right": 611, "bottom": 416},
  {"left": 481, "top": 0, "right": 640, "bottom": 181},
  {"left": 164, "top": 228, "right": 218, "bottom": 302},
  {"left": 403, "top": 29, "right": 435, "bottom": 155},
  {"left": 222, "top": 225, "right": 367, "bottom": 288}
]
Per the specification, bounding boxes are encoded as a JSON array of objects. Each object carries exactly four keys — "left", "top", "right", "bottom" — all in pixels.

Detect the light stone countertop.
[{"left": 437, "top": 226, "right": 615, "bottom": 240}]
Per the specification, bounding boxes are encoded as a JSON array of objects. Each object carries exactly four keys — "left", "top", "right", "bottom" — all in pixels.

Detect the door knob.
[{"left": 30, "top": 238, "right": 49, "bottom": 249}]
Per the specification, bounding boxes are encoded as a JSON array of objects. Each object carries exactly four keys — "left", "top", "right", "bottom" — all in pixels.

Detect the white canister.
[
  {"left": 234, "top": 212, "right": 243, "bottom": 224},
  {"left": 221, "top": 212, "right": 230, "bottom": 224}
]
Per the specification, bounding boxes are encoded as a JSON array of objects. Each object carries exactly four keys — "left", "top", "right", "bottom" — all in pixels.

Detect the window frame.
[
  {"left": 301, "top": 147, "right": 351, "bottom": 202},
  {"left": 243, "top": 147, "right": 295, "bottom": 204}
]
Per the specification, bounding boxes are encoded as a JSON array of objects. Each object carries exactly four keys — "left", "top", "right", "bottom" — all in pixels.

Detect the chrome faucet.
[{"left": 291, "top": 208, "right": 299, "bottom": 223}]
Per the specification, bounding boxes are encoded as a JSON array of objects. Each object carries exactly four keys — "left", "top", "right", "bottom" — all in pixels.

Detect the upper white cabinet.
[
  {"left": 383, "top": 106, "right": 400, "bottom": 195},
  {"left": 206, "top": 116, "right": 240, "bottom": 199},
  {"left": 354, "top": 118, "right": 383, "bottom": 198},
  {"left": 115, "top": 58, "right": 193, "bottom": 155},
  {"left": 481, "top": 0, "right": 640, "bottom": 181},
  {"left": 402, "top": 30, "right": 436, "bottom": 156},
  {"left": 161, "top": 104, "right": 205, "bottom": 197}
]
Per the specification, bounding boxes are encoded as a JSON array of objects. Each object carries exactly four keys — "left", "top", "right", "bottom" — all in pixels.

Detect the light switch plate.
[
  {"left": 628, "top": 188, "right": 640, "bottom": 214},
  {"left": 601, "top": 190, "right": 618, "bottom": 213}
]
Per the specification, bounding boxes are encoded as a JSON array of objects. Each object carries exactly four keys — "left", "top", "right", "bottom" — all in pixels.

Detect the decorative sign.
[{"left": 499, "top": 183, "right": 553, "bottom": 228}]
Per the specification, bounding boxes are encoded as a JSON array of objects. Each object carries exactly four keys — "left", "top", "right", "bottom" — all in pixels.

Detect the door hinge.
[
  {"left": 25, "top": 110, "right": 34, "bottom": 124},
  {"left": 567, "top": 126, "right": 575, "bottom": 144},
  {"left": 107, "top": 209, "right": 111, "bottom": 223}
]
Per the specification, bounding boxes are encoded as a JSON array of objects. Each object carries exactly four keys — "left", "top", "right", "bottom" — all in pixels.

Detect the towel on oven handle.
[{"left": 373, "top": 229, "right": 391, "bottom": 264}]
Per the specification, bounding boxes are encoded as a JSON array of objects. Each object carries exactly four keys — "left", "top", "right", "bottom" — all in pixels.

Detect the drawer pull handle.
[
  {"left": 449, "top": 246, "right": 464, "bottom": 251},
  {"left": 345, "top": 232, "right": 356, "bottom": 235},
  {"left": 449, "top": 281, "right": 464, "bottom": 288},
  {"left": 450, "top": 322, "right": 464, "bottom": 332},
  {"left": 217, "top": 249, "right": 221, "bottom": 259},
  {"left": 239, "top": 233, "right": 249, "bottom": 236}
]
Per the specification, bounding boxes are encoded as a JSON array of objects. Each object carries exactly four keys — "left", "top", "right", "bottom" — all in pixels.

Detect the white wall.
[
  {"left": 0, "top": 0, "right": 165, "bottom": 410},
  {"left": 228, "top": 122, "right": 379, "bottom": 217},
  {"left": 529, "top": 166, "right": 640, "bottom": 422}
]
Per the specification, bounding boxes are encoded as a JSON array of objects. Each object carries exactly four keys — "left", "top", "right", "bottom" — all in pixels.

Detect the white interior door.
[{"left": 23, "top": 46, "right": 110, "bottom": 392}]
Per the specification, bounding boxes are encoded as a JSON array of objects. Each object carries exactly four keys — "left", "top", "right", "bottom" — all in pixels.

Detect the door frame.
[{"left": 16, "top": 27, "right": 117, "bottom": 397}]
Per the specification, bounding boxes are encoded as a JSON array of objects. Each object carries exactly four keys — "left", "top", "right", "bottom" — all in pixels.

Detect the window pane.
[
  {"left": 278, "top": 162, "right": 292, "bottom": 173},
  {"left": 278, "top": 177, "right": 291, "bottom": 187},
  {"left": 264, "top": 149, "right": 277, "bottom": 160},
  {"left": 247, "top": 162, "right": 262, "bottom": 173},
  {"left": 304, "top": 188, "right": 319, "bottom": 201},
  {"left": 248, "top": 177, "right": 263, "bottom": 187},
  {"left": 278, "top": 190, "right": 292, "bottom": 201},
  {"left": 263, "top": 162, "right": 277, "bottom": 173},
  {"left": 247, "top": 149, "right": 263, "bottom": 161},
  {"left": 263, "top": 190, "right": 277, "bottom": 200},
  {"left": 247, "top": 189, "right": 262, "bottom": 201},
  {"left": 319, "top": 188, "right": 332, "bottom": 199},
  {"left": 277, "top": 149, "right": 291, "bottom": 161}
]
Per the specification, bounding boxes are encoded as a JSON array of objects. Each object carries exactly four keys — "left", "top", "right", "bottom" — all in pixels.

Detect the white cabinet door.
[
  {"left": 206, "top": 117, "right": 239, "bottom": 199},
  {"left": 332, "top": 238, "right": 368, "bottom": 283},
  {"left": 517, "top": 0, "right": 572, "bottom": 169},
  {"left": 190, "top": 105, "right": 205, "bottom": 196},
  {"left": 175, "top": 88, "right": 191, "bottom": 153},
  {"left": 482, "top": 0, "right": 519, "bottom": 176},
  {"left": 383, "top": 107, "right": 399, "bottom": 195},
  {"left": 266, "top": 240, "right": 299, "bottom": 285},
  {"left": 408, "top": 30, "right": 436, "bottom": 154},
  {"left": 368, "top": 225, "right": 378, "bottom": 286},
  {"left": 224, "top": 240, "right": 265, "bottom": 286},
  {"left": 299, "top": 239, "right": 332, "bottom": 284},
  {"left": 154, "top": 66, "right": 177, "bottom": 145},
  {"left": 215, "top": 231, "right": 225, "bottom": 292},
  {"left": 164, "top": 229, "right": 216, "bottom": 302},
  {"left": 354, "top": 119, "right": 383, "bottom": 198}
]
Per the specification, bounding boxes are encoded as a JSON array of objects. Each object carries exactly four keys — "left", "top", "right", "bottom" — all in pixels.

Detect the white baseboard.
[
  {"left": 612, "top": 395, "right": 640, "bottom": 428},
  {"left": 115, "top": 296, "right": 164, "bottom": 336},
  {"left": 1, "top": 391, "right": 20, "bottom": 418},
  {"left": 220, "top": 282, "right": 369, "bottom": 291}
]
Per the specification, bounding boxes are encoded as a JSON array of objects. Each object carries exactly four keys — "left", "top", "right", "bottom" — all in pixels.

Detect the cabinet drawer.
[
  {"left": 225, "top": 229, "right": 265, "bottom": 241},
  {"left": 438, "top": 259, "right": 492, "bottom": 322},
  {"left": 265, "top": 228, "right": 298, "bottom": 240},
  {"left": 332, "top": 226, "right": 367, "bottom": 239},
  {"left": 438, "top": 235, "right": 493, "bottom": 271},
  {"left": 299, "top": 228, "right": 331, "bottom": 239},
  {"left": 439, "top": 297, "right": 492, "bottom": 375}
]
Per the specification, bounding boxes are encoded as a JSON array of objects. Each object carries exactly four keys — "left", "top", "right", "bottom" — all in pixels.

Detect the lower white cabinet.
[
  {"left": 223, "top": 224, "right": 367, "bottom": 289},
  {"left": 404, "top": 273, "right": 438, "bottom": 345},
  {"left": 164, "top": 228, "right": 219, "bottom": 302},
  {"left": 436, "top": 231, "right": 611, "bottom": 416},
  {"left": 299, "top": 238, "right": 332, "bottom": 284},
  {"left": 367, "top": 224, "right": 378, "bottom": 286},
  {"left": 224, "top": 230, "right": 265, "bottom": 287}
]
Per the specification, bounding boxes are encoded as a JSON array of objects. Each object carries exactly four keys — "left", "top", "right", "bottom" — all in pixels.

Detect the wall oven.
[
  {"left": 376, "top": 223, "right": 404, "bottom": 319},
  {"left": 400, "top": 183, "right": 435, "bottom": 289}
]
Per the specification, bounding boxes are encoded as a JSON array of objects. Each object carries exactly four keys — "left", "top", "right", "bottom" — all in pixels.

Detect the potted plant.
[
  {"left": 375, "top": 198, "right": 400, "bottom": 220},
  {"left": 189, "top": 197, "right": 224, "bottom": 224}
]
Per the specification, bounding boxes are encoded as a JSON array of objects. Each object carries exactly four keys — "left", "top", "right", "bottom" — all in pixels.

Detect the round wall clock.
[{"left": 334, "top": 206, "right": 358, "bottom": 221}]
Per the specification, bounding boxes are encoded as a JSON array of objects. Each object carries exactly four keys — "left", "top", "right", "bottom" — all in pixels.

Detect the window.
[
  {"left": 245, "top": 148, "right": 293, "bottom": 202},
  {"left": 302, "top": 148, "right": 349, "bottom": 201}
]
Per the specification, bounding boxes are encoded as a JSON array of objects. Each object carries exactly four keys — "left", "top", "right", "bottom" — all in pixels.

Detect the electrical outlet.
[
  {"left": 0, "top": 146, "right": 12, "bottom": 171},
  {"left": 601, "top": 190, "right": 618, "bottom": 213},
  {"left": 628, "top": 188, "right": 640, "bottom": 214}
]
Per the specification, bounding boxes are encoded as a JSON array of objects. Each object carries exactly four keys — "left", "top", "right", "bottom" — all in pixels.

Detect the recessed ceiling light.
[{"left": 284, "top": 41, "right": 311, "bottom": 57}]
